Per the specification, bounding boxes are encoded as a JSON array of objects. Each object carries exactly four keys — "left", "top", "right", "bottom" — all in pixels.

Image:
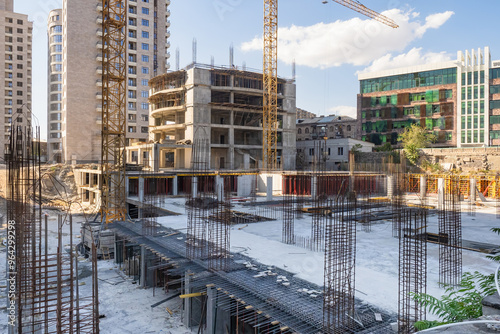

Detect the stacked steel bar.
[
  {"left": 207, "top": 176, "right": 231, "bottom": 271},
  {"left": 186, "top": 139, "right": 210, "bottom": 260},
  {"left": 398, "top": 209, "right": 427, "bottom": 334},
  {"left": 323, "top": 196, "right": 357, "bottom": 333},
  {"left": 438, "top": 176, "right": 462, "bottom": 286}
]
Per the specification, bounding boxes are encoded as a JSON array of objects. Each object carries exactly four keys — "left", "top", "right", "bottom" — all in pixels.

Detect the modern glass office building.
[{"left": 358, "top": 47, "right": 500, "bottom": 148}]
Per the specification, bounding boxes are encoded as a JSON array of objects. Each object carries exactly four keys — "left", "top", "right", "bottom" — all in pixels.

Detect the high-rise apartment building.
[
  {"left": 55, "top": 0, "right": 170, "bottom": 163},
  {"left": 1, "top": 0, "right": 32, "bottom": 158},
  {"left": 357, "top": 47, "right": 500, "bottom": 148},
  {"left": 47, "top": 9, "right": 62, "bottom": 163}
]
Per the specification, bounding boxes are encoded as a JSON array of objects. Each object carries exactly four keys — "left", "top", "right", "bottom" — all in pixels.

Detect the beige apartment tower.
[
  {"left": 58, "top": 0, "right": 170, "bottom": 163},
  {"left": 1, "top": 0, "right": 33, "bottom": 158}
]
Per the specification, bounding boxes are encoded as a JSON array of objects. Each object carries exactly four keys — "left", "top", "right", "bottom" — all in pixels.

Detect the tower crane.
[
  {"left": 101, "top": 0, "right": 128, "bottom": 223},
  {"left": 262, "top": 0, "right": 398, "bottom": 170}
]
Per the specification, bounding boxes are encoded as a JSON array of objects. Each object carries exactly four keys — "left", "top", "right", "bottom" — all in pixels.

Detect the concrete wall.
[{"left": 422, "top": 147, "right": 500, "bottom": 172}]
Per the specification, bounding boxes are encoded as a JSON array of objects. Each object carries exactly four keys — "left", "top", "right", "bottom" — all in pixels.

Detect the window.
[
  {"left": 16, "top": 91, "right": 22, "bottom": 96},
  {"left": 141, "top": 55, "right": 149, "bottom": 62},
  {"left": 128, "top": 102, "right": 136, "bottom": 110},
  {"left": 141, "top": 126, "right": 148, "bottom": 133},
  {"left": 141, "top": 91, "right": 148, "bottom": 98},
  {"left": 141, "top": 43, "right": 149, "bottom": 50},
  {"left": 141, "top": 67, "right": 149, "bottom": 74},
  {"left": 128, "top": 66, "right": 137, "bottom": 74},
  {"left": 17, "top": 73, "right": 23, "bottom": 78},
  {"left": 128, "top": 90, "right": 137, "bottom": 99},
  {"left": 128, "top": 126, "right": 136, "bottom": 133},
  {"left": 141, "top": 114, "right": 149, "bottom": 122},
  {"left": 309, "top": 148, "right": 314, "bottom": 156},
  {"left": 298, "top": 128, "right": 302, "bottom": 134},
  {"left": 16, "top": 82, "right": 22, "bottom": 87},
  {"left": 17, "top": 100, "right": 22, "bottom": 105},
  {"left": 17, "top": 28, "right": 22, "bottom": 33},
  {"left": 338, "top": 147, "right": 344, "bottom": 155},
  {"left": 129, "top": 18, "right": 136, "bottom": 26},
  {"left": 305, "top": 128, "right": 309, "bottom": 134},
  {"left": 141, "top": 102, "right": 148, "bottom": 110},
  {"left": 142, "top": 0, "right": 149, "bottom": 2},
  {"left": 128, "top": 78, "right": 137, "bottom": 86},
  {"left": 142, "top": 19, "right": 149, "bottom": 26},
  {"left": 347, "top": 125, "right": 351, "bottom": 131},
  {"left": 141, "top": 79, "right": 149, "bottom": 86},
  {"left": 142, "top": 7, "right": 149, "bottom": 14},
  {"left": 16, "top": 55, "right": 22, "bottom": 60},
  {"left": 142, "top": 31, "right": 149, "bottom": 38},
  {"left": 129, "top": 30, "right": 137, "bottom": 38},
  {"left": 17, "top": 64, "right": 23, "bottom": 69},
  {"left": 16, "top": 37, "right": 23, "bottom": 43},
  {"left": 17, "top": 46, "right": 22, "bottom": 52},
  {"left": 128, "top": 54, "right": 136, "bottom": 62}
]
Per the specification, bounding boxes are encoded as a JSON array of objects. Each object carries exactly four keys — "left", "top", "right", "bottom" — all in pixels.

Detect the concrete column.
[
  {"left": 140, "top": 246, "right": 146, "bottom": 288},
  {"left": 183, "top": 272, "right": 191, "bottom": 328},
  {"left": 420, "top": 176, "right": 427, "bottom": 199},
  {"left": 237, "top": 175, "right": 251, "bottom": 197},
  {"left": 125, "top": 176, "right": 130, "bottom": 197},
  {"left": 153, "top": 144, "right": 160, "bottom": 172},
  {"left": 172, "top": 176, "right": 178, "bottom": 196},
  {"left": 470, "top": 178, "right": 477, "bottom": 203},
  {"left": 266, "top": 176, "right": 273, "bottom": 201},
  {"left": 138, "top": 148, "right": 143, "bottom": 166},
  {"left": 206, "top": 285, "right": 216, "bottom": 334},
  {"left": 311, "top": 176, "right": 318, "bottom": 199},
  {"left": 438, "top": 178, "right": 445, "bottom": 209},
  {"left": 387, "top": 175, "right": 394, "bottom": 198},
  {"left": 192, "top": 176, "right": 198, "bottom": 198},
  {"left": 138, "top": 177, "right": 145, "bottom": 202},
  {"left": 216, "top": 175, "right": 224, "bottom": 202},
  {"left": 243, "top": 154, "right": 250, "bottom": 170}
]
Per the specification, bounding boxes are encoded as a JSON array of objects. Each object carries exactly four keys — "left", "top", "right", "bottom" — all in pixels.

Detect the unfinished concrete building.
[{"left": 126, "top": 64, "right": 296, "bottom": 170}]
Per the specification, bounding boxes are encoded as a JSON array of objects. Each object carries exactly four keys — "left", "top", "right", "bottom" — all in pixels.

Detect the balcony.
[
  {"left": 96, "top": 92, "right": 102, "bottom": 100},
  {"left": 96, "top": 79, "right": 102, "bottom": 87},
  {"left": 96, "top": 16, "right": 102, "bottom": 24},
  {"left": 96, "top": 28, "right": 103, "bottom": 37},
  {"left": 96, "top": 3, "right": 102, "bottom": 11}
]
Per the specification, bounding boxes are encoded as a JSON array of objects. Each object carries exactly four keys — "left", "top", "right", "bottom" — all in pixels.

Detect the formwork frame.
[
  {"left": 398, "top": 209, "right": 427, "bottom": 334},
  {"left": 323, "top": 197, "right": 357, "bottom": 333}
]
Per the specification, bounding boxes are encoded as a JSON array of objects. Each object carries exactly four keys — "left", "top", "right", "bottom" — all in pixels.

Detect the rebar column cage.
[
  {"left": 438, "top": 176, "right": 462, "bottom": 286},
  {"left": 6, "top": 127, "right": 99, "bottom": 333},
  {"left": 208, "top": 176, "right": 231, "bottom": 272},
  {"left": 323, "top": 197, "right": 357, "bottom": 333},
  {"left": 100, "top": 0, "right": 128, "bottom": 223},
  {"left": 282, "top": 185, "right": 295, "bottom": 244},
  {"left": 142, "top": 162, "right": 158, "bottom": 236},
  {"left": 186, "top": 139, "right": 210, "bottom": 260},
  {"left": 398, "top": 209, "right": 427, "bottom": 334}
]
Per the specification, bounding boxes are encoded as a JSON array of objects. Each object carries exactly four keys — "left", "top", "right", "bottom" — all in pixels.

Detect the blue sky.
[{"left": 14, "top": 0, "right": 500, "bottom": 140}]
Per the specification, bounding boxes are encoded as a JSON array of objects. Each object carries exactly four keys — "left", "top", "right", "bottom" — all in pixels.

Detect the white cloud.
[
  {"left": 327, "top": 105, "right": 357, "bottom": 119},
  {"left": 241, "top": 9, "right": 454, "bottom": 69},
  {"left": 359, "top": 47, "right": 453, "bottom": 74}
]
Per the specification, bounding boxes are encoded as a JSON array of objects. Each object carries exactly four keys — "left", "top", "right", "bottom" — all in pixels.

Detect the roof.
[{"left": 296, "top": 115, "right": 356, "bottom": 125}]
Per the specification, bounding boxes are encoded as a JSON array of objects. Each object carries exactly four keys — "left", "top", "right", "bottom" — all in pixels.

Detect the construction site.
[{"left": 2, "top": 1, "right": 500, "bottom": 334}]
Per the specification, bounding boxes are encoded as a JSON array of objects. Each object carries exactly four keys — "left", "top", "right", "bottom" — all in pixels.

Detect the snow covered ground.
[
  {"left": 1, "top": 195, "right": 499, "bottom": 332},
  {"left": 157, "top": 196, "right": 499, "bottom": 321}
]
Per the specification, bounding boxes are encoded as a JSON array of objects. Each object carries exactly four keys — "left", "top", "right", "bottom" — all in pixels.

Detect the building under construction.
[{"left": 125, "top": 64, "right": 297, "bottom": 171}]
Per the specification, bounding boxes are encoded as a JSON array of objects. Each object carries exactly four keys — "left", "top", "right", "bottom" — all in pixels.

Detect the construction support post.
[
  {"left": 206, "top": 285, "right": 216, "bottom": 334},
  {"left": 311, "top": 176, "right": 318, "bottom": 199},
  {"left": 420, "top": 176, "right": 426, "bottom": 199},
  {"left": 138, "top": 177, "right": 145, "bottom": 218},
  {"left": 470, "top": 178, "right": 477, "bottom": 203},
  {"left": 438, "top": 178, "right": 445, "bottom": 209},
  {"left": 266, "top": 176, "right": 273, "bottom": 201},
  {"left": 216, "top": 175, "right": 224, "bottom": 202}
]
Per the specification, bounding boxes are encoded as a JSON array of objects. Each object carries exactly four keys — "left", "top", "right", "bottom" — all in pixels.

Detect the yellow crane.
[
  {"left": 262, "top": 0, "right": 398, "bottom": 170},
  {"left": 101, "top": 0, "right": 128, "bottom": 223}
]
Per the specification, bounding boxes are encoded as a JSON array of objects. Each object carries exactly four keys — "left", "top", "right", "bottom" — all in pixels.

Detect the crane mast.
[
  {"left": 262, "top": 0, "right": 398, "bottom": 170},
  {"left": 101, "top": 0, "right": 128, "bottom": 223}
]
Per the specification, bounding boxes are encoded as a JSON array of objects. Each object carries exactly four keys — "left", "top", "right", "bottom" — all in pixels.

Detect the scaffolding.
[
  {"left": 323, "top": 197, "right": 357, "bottom": 333},
  {"left": 438, "top": 176, "right": 462, "bottom": 286},
  {"left": 398, "top": 209, "right": 427, "bottom": 334}
]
